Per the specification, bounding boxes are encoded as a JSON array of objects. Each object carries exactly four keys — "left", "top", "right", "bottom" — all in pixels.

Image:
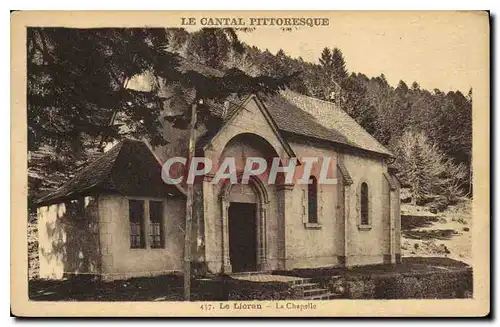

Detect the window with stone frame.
[
  {"left": 360, "top": 182, "right": 369, "bottom": 225},
  {"left": 308, "top": 176, "right": 318, "bottom": 223},
  {"left": 149, "top": 201, "right": 164, "bottom": 248},
  {"left": 129, "top": 199, "right": 145, "bottom": 249}
]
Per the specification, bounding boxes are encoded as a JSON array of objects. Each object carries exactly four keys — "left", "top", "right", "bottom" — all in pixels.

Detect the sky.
[{"left": 234, "top": 12, "right": 488, "bottom": 94}]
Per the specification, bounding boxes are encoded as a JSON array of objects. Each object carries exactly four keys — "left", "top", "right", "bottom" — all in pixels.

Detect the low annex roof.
[{"left": 37, "top": 139, "right": 183, "bottom": 206}]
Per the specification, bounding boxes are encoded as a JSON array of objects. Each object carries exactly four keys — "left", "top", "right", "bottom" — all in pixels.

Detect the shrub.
[{"left": 338, "top": 268, "right": 472, "bottom": 299}]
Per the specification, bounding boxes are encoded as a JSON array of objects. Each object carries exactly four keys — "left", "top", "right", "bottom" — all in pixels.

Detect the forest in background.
[
  {"left": 165, "top": 28, "right": 472, "bottom": 208},
  {"left": 27, "top": 28, "right": 472, "bottom": 214}
]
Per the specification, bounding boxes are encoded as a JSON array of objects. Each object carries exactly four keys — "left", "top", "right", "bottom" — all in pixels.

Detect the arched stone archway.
[
  {"left": 220, "top": 175, "right": 270, "bottom": 273},
  {"left": 200, "top": 131, "right": 290, "bottom": 274},
  {"left": 210, "top": 132, "right": 282, "bottom": 176}
]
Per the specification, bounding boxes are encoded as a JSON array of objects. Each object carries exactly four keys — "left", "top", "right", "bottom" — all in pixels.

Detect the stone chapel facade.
[{"left": 36, "top": 89, "right": 401, "bottom": 281}]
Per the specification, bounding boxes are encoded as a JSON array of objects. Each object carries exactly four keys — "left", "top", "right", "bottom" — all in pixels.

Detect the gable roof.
[
  {"left": 201, "top": 94, "right": 298, "bottom": 159},
  {"left": 197, "top": 90, "right": 392, "bottom": 158},
  {"left": 270, "top": 90, "right": 393, "bottom": 157},
  {"left": 37, "top": 139, "right": 183, "bottom": 206}
]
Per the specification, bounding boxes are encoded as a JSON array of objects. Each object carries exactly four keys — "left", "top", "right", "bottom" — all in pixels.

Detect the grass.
[
  {"left": 29, "top": 274, "right": 292, "bottom": 302},
  {"left": 29, "top": 257, "right": 471, "bottom": 301},
  {"left": 274, "top": 256, "right": 470, "bottom": 279}
]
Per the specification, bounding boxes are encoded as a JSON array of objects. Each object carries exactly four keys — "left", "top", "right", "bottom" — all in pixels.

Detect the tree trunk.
[{"left": 184, "top": 102, "right": 197, "bottom": 301}]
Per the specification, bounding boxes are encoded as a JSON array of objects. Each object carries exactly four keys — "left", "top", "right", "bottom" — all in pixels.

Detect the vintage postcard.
[{"left": 11, "top": 11, "right": 490, "bottom": 317}]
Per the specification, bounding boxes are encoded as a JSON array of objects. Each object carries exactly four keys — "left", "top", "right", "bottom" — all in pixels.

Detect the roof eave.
[{"left": 281, "top": 130, "right": 393, "bottom": 159}]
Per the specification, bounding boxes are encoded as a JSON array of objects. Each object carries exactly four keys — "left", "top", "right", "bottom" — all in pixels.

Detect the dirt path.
[{"left": 401, "top": 200, "right": 472, "bottom": 265}]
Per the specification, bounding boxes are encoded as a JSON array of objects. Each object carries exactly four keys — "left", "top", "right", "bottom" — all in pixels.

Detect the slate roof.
[
  {"left": 260, "top": 93, "right": 350, "bottom": 147},
  {"left": 197, "top": 90, "right": 393, "bottom": 157},
  {"left": 37, "top": 139, "right": 183, "bottom": 206},
  {"left": 274, "top": 90, "right": 393, "bottom": 157}
]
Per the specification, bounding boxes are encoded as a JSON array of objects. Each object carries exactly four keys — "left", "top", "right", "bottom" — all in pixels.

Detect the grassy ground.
[
  {"left": 274, "top": 256, "right": 471, "bottom": 279},
  {"left": 401, "top": 198, "right": 472, "bottom": 265},
  {"left": 29, "top": 274, "right": 292, "bottom": 301}
]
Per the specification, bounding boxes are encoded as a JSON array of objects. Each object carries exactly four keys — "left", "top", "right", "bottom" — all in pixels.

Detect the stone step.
[
  {"left": 303, "top": 288, "right": 330, "bottom": 297},
  {"left": 303, "top": 292, "right": 343, "bottom": 300},
  {"left": 231, "top": 271, "right": 272, "bottom": 277},
  {"left": 231, "top": 273, "right": 309, "bottom": 284},
  {"left": 291, "top": 282, "right": 320, "bottom": 290},
  {"left": 289, "top": 278, "right": 312, "bottom": 285}
]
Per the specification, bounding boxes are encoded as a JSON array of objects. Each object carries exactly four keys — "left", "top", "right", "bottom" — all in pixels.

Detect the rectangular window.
[
  {"left": 129, "top": 200, "right": 145, "bottom": 248},
  {"left": 149, "top": 201, "right": 164, "bottom": 248}
]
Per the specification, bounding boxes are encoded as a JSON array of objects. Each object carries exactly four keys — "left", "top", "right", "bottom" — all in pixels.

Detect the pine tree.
[
  {"left": 276, "top": 48, "right": 286, "bottom": 58},
  {"left": 319, "top": 47, "right": 333, "bottom": 71},
  {"left": 395, "top": 80, "right": 409, "bottom": 95},
  {"left": 393, "top": 130, "right": 466, "bottom": 205},
  {"left": 343, "top": 74, "right": 377, "bottom": 135},
  {"left": 317, "top": 47, "right": 348, "bottom": 100},
  {"left": 331, "top": 47, "right": 348, "bottom": 85},
  {"left": 186, "top": 28, "right": 244, "bottom": 69}
]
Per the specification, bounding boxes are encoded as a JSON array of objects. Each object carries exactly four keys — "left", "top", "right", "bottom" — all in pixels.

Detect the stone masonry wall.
[
  {"left": 37, "top": 196, "right": 100, "bottom": 279},
  {"left": 343, "top": 153, "right": 391, "bottom": 266},
  {"left": 98, "top": 194, "right": 185, "bottom": 280}
]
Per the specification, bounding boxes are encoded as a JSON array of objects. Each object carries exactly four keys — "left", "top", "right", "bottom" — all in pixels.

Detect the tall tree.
[
  {"left": 317, "top": 47, "right": 348, "bottom": 100},
  {"left": 467, "top": 87, "right": 473, "bottom": 103},
  {"left": 28, "top": 28, "right": 177, "bottom": 155},
  {"left": 185, "top": 28, "right": 244, "bottom": 69},
  {"left": 331, "top": 47, "right": 348, "bottom": 85},
  {"left": 27, "top": 28, "right": 181, "bottom": 212},
  {"left": 395, "top": 80, "right": 409, "bottom": 95},
  {"left": 343, "top": 73, "right": 377, "bottom": 135},
  {"left": 319, "top": 47, "right": 333, "bottom": 72}
]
